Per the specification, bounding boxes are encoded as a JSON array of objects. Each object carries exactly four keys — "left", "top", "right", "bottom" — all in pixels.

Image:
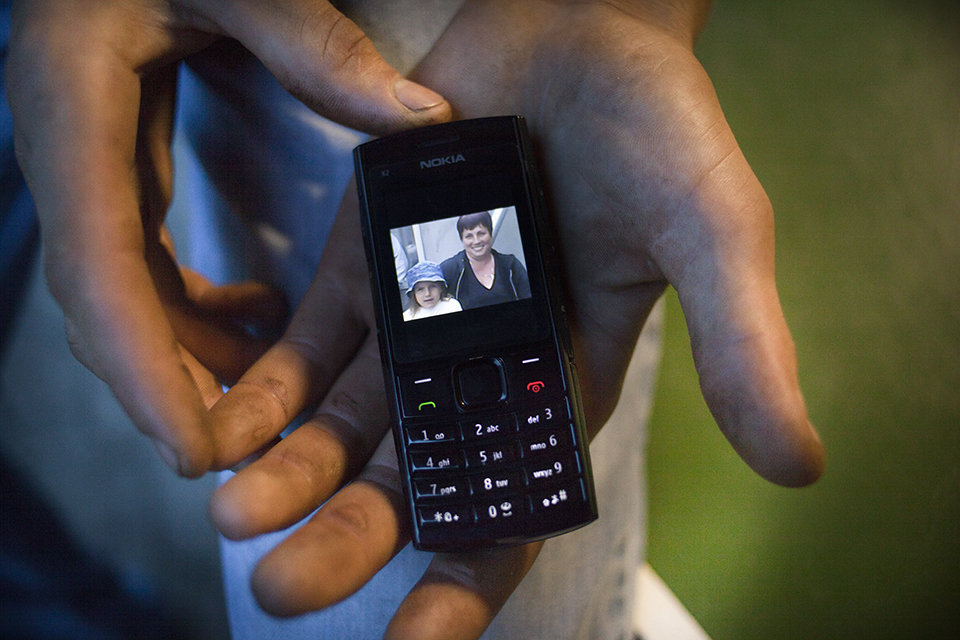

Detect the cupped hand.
[
  {"left": 209, "top": 180, "right": 546, "bottom": 640},
  {"left": 208, "top": 2, "right": 823, "bottom": 638},
  {"left": 412, "top": 0, "right": 826, "bottom": 485},
  {"left": 5, "top": 0, "right": 452, "bottom": 476}
]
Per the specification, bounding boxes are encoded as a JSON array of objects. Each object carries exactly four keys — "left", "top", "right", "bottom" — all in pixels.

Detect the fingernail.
[{"left": 394, "top": 78, "right": 445, "bottom": 112}]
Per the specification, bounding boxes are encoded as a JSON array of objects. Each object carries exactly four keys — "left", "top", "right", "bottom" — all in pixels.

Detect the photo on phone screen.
[{"left": 392, "top": 206, "right": 532, "bottom": 323}]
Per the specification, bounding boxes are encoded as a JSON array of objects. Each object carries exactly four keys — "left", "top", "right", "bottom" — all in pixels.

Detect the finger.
[
  {"left": 205, "top": 328, "right": 363, "bottom": 472},
  {"left": 385, "top": 543, "right": 543, "bottom": 640},
  {"left": 180, "top": 268, "right": 289, "bottom": 334},
  {"left": 157, "top": 260, "right": 280, "bottom": 384},
  {"left": 670, "top": 150, "right": 825, "bottom": 487},
  {"left": 211, "top": 333, "right": 388, "bottom": 539},
  {"left": 6, "top": 10, "right": 214, "bottom": 476},
  {"left": 249, "top": 436, "right": 409, "bottom": 617},
  {"left": 196, "top": 0, "right": 452, "bottom": 135},
  {"left": 207, "top": 188, "right": 373, "bottom": 461},
  {"left": 156, "top": 234, "right": 286, "bottom": 382},
  {"left": 567, "top": 282, "right": 667, "bottom": 437},
  {"left": 179, "top": 343, "right": 226, "bottom": 409}
]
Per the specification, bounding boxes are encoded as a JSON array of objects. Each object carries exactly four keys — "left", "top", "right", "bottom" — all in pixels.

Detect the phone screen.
[
  {"left": 393, "top": 205, "right": 532, "bottom": 322},
  {"left": 367, "top": 158, "right": 554, "bottom": 363}
]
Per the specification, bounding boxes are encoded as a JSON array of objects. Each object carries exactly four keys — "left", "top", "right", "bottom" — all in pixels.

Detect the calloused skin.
[{"left": 6, "top": 1, "right": 824, "bottom": 639}]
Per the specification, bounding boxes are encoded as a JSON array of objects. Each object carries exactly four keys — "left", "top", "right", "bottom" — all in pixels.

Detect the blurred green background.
[{"left": 646, "top": 1, "right": 959, "bottom": 639}]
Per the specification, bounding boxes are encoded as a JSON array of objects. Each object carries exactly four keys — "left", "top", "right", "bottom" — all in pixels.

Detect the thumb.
[
  {"left": 200, "top": 0, "right": 452, "bottom": 134},
  {"left": 671, "top": 152, "right": 825, "bottom": 487}
]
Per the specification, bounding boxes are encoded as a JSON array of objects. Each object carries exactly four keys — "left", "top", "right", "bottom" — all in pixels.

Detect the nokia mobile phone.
[{"left": 354, "top": 116, "right": 597, "bottom": 551}]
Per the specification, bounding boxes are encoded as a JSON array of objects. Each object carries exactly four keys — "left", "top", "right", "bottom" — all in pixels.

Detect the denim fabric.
[{"left": 0, "top": 1, "right": 39, "bottom": 350}]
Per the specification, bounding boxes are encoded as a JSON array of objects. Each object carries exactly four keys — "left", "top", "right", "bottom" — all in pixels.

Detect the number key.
[
  {"left": 519, "top": 401, "right": 569, "bottom": 429},
  {"left": 414, "top": 477, "right": 469, "bottom": 500},
  {"left": 460, "top": 415, "right": 517, "bottom": 441},
  {"left": 463, "top": 442, "right": 518, "bottom": 468},
  {"left": 406, "top": 424, "right": 458, "bottom": 443},
  {"left": 521, "top": 425, "right": 574, "bottom": 458},
  {"left": 470, "top": 470, "right": 522, "bottom": 495},
  {"left": 525, "top": 453, "right": 578, "bottom": 486},
  {"left": 409, "top": 449, "right": 461, "bottom": 472},
  {"left": 478, "top": 496, "right": 525, "bottom": 524}
]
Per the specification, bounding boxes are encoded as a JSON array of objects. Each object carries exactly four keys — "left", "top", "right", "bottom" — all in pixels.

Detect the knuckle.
[
  {"left": 309, "top": 412, "right": 370, "bottom": 477},
  {"left": 172, "top": 452, "right": 210, "bottom": 479},
  {"left": 233, "top": 375, "right": 293, "bottom": 423},
  {"left": 321, "top": 498, "right": 373, "bottom": 540},
  {"left": 327, "top": 389, "right": 363, "bottom": 416},
  {"left": 276, "top": 334, "right": 339, "bottom": 395},
  {"left": 334, "top": 30, "right": 375, "bottom": 75},
  {"left": 301, "top": 9, "right": 369, "bottom": 70},
  {"left": 276, "top": 441, "right": 340, "bottom": 489},
  {"left": 285, "top": 8, "right": 382, "bottom": 115}
]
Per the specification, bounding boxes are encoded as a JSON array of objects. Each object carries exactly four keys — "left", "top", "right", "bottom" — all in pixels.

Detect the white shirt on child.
[{"left": 403, "top": 297, "right": 463, "bottom": 321}]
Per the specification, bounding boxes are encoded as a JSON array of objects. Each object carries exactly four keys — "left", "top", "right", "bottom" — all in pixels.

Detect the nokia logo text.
[{"left": 419, "top": 154, "right": 466, "bottom": 169}]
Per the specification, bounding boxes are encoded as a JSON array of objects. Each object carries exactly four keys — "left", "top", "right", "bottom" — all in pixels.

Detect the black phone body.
[{"left": 354, "top": 116, "right": 597, "bottom": 551}]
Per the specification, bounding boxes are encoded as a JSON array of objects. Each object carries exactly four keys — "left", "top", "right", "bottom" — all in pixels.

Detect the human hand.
[
  {"left": 209, "top": 1, "right": 825, "bottom": 638},
  {"left": 206, "top": 180, "right": 546, "bottom": 637},
  {"left": 411, "top": 0, "right": 826, "bottom": 484},
  {"left": 5, "top": 0, "right": 452, "bottom": 476},
  {"left": 206, "top": 2, "right": 823, "bottom": 638}
]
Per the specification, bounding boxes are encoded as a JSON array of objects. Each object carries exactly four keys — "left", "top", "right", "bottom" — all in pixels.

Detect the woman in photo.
[{"left": 439, "top": 211, "right": 531, "bottom": 310}]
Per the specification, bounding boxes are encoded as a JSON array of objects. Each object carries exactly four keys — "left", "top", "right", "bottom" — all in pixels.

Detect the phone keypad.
[
  {"left": 454, "top": 359, "right": 507, "bottom": 407},
  {"left": 397, "top": 347, "right": 596, "bottom": 549},
  {"left": 520, "top": 425, "right": 574, "bottom": 457}
]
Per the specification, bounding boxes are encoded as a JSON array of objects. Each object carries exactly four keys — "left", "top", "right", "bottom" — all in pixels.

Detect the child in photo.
[{"left": 403, "top": 261, "right": 463, "bottom": 321}]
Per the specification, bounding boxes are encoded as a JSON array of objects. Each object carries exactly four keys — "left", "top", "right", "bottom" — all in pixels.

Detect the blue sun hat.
[{"left": 405, "top": 261, "right": 447, "bottom": 296}]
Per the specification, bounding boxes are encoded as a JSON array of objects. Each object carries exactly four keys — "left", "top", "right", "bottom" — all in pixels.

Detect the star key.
[{"left": 418, "top": 505, "right": 475, "bottom": 528}]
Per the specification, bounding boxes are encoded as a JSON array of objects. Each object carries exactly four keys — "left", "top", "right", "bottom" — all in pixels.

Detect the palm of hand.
[{"left": 414, "top": 2, "right": 823, "bottom": 483}]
